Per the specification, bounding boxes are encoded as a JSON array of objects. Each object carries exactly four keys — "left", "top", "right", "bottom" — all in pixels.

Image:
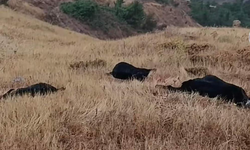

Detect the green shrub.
[
  {"left": 60, "top": 0, "right": 156, "bottom": 32},
  {"left": 190, "top": 0, "right": 250, "bottom": 28},
  {"left": 60, "top": 0, "right": 99, "bottom": 21},
  {"left": 121, "top": 1, "right": 146, "bottom": 28}
]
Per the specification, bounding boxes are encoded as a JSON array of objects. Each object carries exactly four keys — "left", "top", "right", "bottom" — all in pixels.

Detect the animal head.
[{"left": 0, "top": 89, "right": 15, "bottom": 99}]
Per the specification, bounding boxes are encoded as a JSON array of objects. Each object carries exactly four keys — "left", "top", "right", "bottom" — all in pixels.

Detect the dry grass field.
[{"left": 1, "top": 5, "right": 250, "bottom": 150}]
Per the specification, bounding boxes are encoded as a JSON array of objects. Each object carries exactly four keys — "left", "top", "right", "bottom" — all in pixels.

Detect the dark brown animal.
[
  {"left": 0, "top": 83, "right": 65, "bottom": 99},
  {"left": 156, "top": 75, "right": 250, "bottom": 107},
  {"left": 107, "top": 62, "right": 156, "bottom": 81}
]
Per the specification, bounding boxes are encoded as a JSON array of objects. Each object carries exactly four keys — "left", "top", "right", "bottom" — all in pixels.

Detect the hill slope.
[
  {"left": 4, "top": 0, "right": 199, "bottom": 39},
  {"left": 1, "top": 5, "right": 250, "bottom": 149}
]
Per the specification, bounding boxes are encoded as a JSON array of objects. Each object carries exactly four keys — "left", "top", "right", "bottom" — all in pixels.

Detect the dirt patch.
[
  {"left": 69, "top": 59, "right": 107, "bottom": 70},
  {"left": 184, "top": 67, "right": 210, "bottom": 77}
]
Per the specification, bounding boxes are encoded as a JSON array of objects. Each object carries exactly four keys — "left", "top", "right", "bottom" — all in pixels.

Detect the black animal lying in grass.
[
  {"left": 156, "top": 75, "right": 250, "bottom": 107},
  {"left": 0, "top": 83, "right": 66, "bottom": 99},
  {"left": 107, "top": 62, "right": 156, "bottom": 81}
]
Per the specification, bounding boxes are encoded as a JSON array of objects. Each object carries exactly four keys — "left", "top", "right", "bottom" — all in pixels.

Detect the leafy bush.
[
  {"left": 121, "top": 1, "right": 146, "bottom": 28},
  {"left": 60, "top": 0, "right": 156, "bottom": 32},
  {"left": 190, "top": 0, "right": 250, "bottom": 28},
  {"left": 60, "top": 0, "right": 99, "bottom": 21}
]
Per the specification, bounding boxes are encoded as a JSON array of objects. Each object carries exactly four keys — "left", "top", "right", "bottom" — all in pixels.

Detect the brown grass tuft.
[
  {"left": 185, "top": 67, "right": 210, "bottom": 77},
  {"left": 69, "top": 59, "right": 107, "bottom": 70},
  {"left": 157, "top": 40, "right": 185, "bottom": 50},
  {"left": 186, "top": 43, "right": 214, "bottom": 55}
]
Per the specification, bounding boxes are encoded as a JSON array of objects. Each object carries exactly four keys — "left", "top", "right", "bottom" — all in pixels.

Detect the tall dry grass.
[{"left": 1, "top": 5, "right": 250, "bottom": 150}]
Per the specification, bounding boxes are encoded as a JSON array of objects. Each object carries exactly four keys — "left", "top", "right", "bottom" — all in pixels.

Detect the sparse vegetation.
[{"left": 69, "top": 59, "right": 107, "bottom": 70}]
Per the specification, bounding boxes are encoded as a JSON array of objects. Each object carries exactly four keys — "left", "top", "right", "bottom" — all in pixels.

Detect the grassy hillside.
[
  {"left": 5, "top": 0, "right": 199, "bottom": 40},
  {"left": 1, "top": 5, "right": 250, "bottom": 149}
]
